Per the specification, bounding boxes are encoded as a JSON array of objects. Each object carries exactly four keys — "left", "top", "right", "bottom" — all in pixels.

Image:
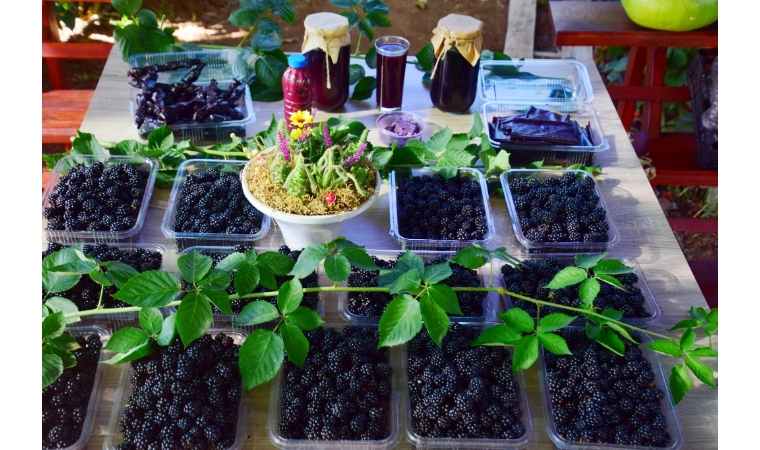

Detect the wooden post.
[{"left": 503, "top": 0, "right": 537, "bottom": 59}]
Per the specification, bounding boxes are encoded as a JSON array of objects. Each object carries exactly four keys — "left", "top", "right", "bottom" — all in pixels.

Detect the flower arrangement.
[{"left": 243, "top": 111, "right": 377, "bottom": 215}]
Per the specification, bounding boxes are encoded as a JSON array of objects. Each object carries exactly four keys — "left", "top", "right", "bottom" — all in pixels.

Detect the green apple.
[{"left": 621, "top": 0, "right": 718, "bottom": 32}]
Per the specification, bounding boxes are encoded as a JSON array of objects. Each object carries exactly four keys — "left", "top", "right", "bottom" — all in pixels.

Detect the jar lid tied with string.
[{"left": 302, "top": 12, "right": 352, "bottom": 111}]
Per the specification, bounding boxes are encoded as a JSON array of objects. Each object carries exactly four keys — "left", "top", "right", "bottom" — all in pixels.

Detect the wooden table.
[
  {"left": 61, "top": 45, "right": 718, "bottom": 449},
  {"left": 548, "top": 0, "right": 718, "bottom": 188}
]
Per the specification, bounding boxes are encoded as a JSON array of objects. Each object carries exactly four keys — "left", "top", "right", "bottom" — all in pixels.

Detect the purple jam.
[
  {"left": 384, "top": 117, "right": 420, "bottom": 136},
  {"left": 305, "top": 45, "right": 350, "bottom": 111},
  {"left": 430, "top": 48, "right": 480, "bottom": 113}
]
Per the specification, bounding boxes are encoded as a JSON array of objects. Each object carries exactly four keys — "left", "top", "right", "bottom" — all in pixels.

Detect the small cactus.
[{"left": 270, "top": 151, "right": 291, "bottom": 185}]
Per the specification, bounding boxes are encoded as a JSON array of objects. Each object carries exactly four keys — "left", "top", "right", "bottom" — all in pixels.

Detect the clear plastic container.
[
  {"left": 128, "top": 50, "right": 255, "bottom": 145},
  {"left": 128, "top": 50, "right": 246, "bottom": 84},
  {"left": 104, "top": 329, "right": 249, "bottom": 450},
  {"left": 267, "top": 323, "right": 402, "bottom": 450},
  {"left": 176, "top": 246, "right": 325, "bottom": 322},
  {"left": 494, "top": 255, "right": 661, "bottom": 327},
  {"left": 479, "top": 59, "right": 594, "bottom": 106},
  {"left": 500, "top": 169, "right": 619, "bottom": 253},
  {"left": 43, "top": 325, "right": 111, "bottom": 450},
  {"left": 42, "top": 154, "right": 158, "bottom": 244},
  {"left": 389, "top": 167, "right": 495, "bottom": 251},
  {"left": 482, "top": 101, "right": 609, "bottom": 167},
  {"left": 161, "top": 159, "right": 271, "bottom": 251},
  {"left": 336, "top": 249, "right": 498, "bottom": 323},
  {"left": 537, "top": 328, "right": 685, "bottom": 450},
  {"left": 401, "top": 322, "right": 534, "bottom": 449}
]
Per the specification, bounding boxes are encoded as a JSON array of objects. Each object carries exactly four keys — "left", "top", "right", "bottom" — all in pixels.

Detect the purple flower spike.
[
  {"left": 323, "top": 123, "right": 332, "bottom": 148},
  {"left": 278, "top": 130, "right": 290, "bottom": 162},
  {"left": 343, "top": 142, "right": 367, "bottom": 168}
]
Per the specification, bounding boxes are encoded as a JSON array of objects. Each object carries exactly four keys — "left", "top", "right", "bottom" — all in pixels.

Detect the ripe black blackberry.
[
  {"left": 507, "top": 173, "right": 610, "bottom": 247},
  {"left": 544, "top": 329, "right": 672, "bottom": 447},
  {"left": 45, "top": 162, "right": 149, "bottom": 232},
  {"left": 347, "top": 254, "right": 485, "bottom": 318},
  {"left": 396, "top": 174, "right": 488, "bottom": 241},
  {"left": 117, "top": 333, "right": 241, "bottom": 450},
  {"left": 278, "top": 326, "right": 392, "bottom": 441},
  {"left": 408, "top": 324, "right": 527, "bottom": 440},
  {"left": 501, "top": 257, "right": 652, "bottom": 320},
  {"left": 42, "top": 243, "right": 163, "bottom": 311},
  {"left": 172, "top": 167, "right": 264, "bottom": 238},
  {"left": 42, "top": 333, "right": 102, "bottom": 449},
  {"left": 185, "top": 245, "right": 319, "bottom": 314}
]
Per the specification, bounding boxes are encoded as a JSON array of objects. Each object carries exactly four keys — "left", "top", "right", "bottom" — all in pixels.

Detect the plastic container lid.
[{"left": 288, "top": 54, "right": 306, "bottom": 68}]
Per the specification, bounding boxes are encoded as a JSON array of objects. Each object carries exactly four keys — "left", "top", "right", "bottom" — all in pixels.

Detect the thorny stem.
[
  {"left": 238, "top": 25, "right": 258, "bottom": 49},
  {"left": 96, "top": 283, "right": 105, "bottom": 311}
]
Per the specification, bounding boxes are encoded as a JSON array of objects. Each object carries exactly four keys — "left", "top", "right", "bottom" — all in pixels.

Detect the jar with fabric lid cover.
[
  {"left": 302, "top": 12, "right": 351, "bottom": 111},
  {"left": 429, "top": 14, "right": 483, "bottom": 113}
]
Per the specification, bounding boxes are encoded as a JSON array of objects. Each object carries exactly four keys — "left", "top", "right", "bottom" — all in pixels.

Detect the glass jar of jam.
[
  {"left": 302, "top": 12, "right": 351, "bottom": 111},
  {"left": 429, "top": 14, "right": 484, "bottom": 113}
]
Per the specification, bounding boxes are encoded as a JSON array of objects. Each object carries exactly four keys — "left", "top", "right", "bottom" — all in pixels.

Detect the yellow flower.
[
  {"left": 290, "top": 110, "right": 314, "bottom": 129},
  {"left": 290, "top": 128, "right": 303, "bottom": 139}
]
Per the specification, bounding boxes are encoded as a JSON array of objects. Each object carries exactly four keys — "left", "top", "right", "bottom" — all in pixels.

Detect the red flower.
[{"left": 325, "top": 192, "right": 336, "bottom": 203}]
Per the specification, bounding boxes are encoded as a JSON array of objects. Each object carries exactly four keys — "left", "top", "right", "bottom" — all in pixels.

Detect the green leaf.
[
  {"left": 378, "top": 294, "right": 423, "bottom": 348},
  {"left": 43, "top": 153, "right": 67, "bottom": 170},
  {"left": 579, "top": 278, "right": 600, "bottom": 310},
  {"left": 249, "top": 81, "right": 284, "bottom": 102},
  {"left": 44, "top": 297, "right": 80, "bottom": 325},
  {"left": 388, "top": 269, "right": 422, "bottom": 294},
  {"left": 255, "top": 53, "right": 287, "bottom": 89},
  {"left": 178, "top": 250, "right": 213, "bottom": 285},
  {"left": 102, "top": 340, "right": 154, "bottom": 364},
  {"left": 89, "top": 269, "right": 113, "bottom": 287},
  {"left": 667, "top": 47, "right": 688, "bottom": 70},
  {"left": 363, "top": 0, "right": 389, "bottom": 14},
  {"left": 234, "top": 262, "right": 260, "bottom": 296},
  {"left": 351, "top": 76, "right": 376, "bottom": 101},
  {"left": 424, "top": 284, "right": 462, "bottom": 315},
  {"left": 669, "top": 319, "right": 703, "bottom": 331},
  {"left": 113, "top": 23, "right": 174, "bottom": 62},
  {"left": 513, "top": 335, "right": 539, "bottom": 371},
  {"left": 470, "top": 324, "right": 522, "bottom": 346},
  {"left": 452, "top": 246, "right": 490, "bottom": 270},
  {"left": 239, "top": 329, "right": 284, "bottom": 391},
  {"left": 358, "top": 19, "right": 374, "bottom": 41},
  {"left": 256, "top": 17, "right": 281, "bottom": 36},
  {"left": 339, "top": 248, "right": 378, "bottom": 270},
  {"left": 706, "top": 308, "right": 718, "bottom": 324},
  {"left": 365, "top": 46, "right": 377, "bottom": 69},
  {"left": 290, "top": 244, "right": 329, "bottom": 279},
  {"left": 479, "top": 147, "right": 511, "bottom": 177},
  {"left": 277, "top": 278, "right": 303, "bottom": 315},
  {"left": 689, "top": 347, "right": 718, "bottom": 357},
  {"left": 647, "top": 340, "right": 683, "bottom": 358},
  {"left": 499, "top": 309, "right": 534, "bottom": 333},
  {"left": 198, "top": 268, "right": 232, "bottom": 291},
  {"left": 104, "top": 327, "right": 149, "bottom": 353},
  {"left": 415, "top": 43, "right": 435, "bottom": 71},
  {"left": 156, "top": 313, "right": 177, "bottom": 346},
  {"left": 252, "top": 31, "right": 283, "bottom": 52},
  {"left": 44, "top": 344, "right": 77, "bottom": 368},
  {"left": 215, "top": 252, "right": 247, "bottom": 272},
  {"left": 42, "top": 352, "right": 64, "bottom": 390},
  {"left": 324, "top": 254, "right": 351, "bottom": 283},
  {"left": 280, "top": 322, "right": 309, "bottom": 368},
  {"left": 139, "top": 307, "right": 163, "bottom": 336},
  {"left": 606, "top": 322, "right": 638, "bottom": 344},
  {"left": 544, "top": 267, "right": 588, "bottom": 289},
  {"left": 537, "top": 332, "right": 572, "bottom": 356},
  {"left": 575, "top": 252, "right": 607, "bottom": 269},
  {"left": 438, "top": 146, "right": 478, "bottom": 168},
  {"left": 420, "top": 296, "right": 450, "bottom": 347},
  {"left": 366, "top": 12, "right": 391, "bottom": 27},
  {"left": 330, "top": 0, "right": 362, "bottom": 7},
  {"left": 42, "top": 312, "right": 66, "bottom": 340},
  {"left": 680, "top": 327, "right": 696, "bottom": 351},
  {"left": 270, "top": 0, "right": 296, "bottom": 24},
  {"left": 71, "top": 130, "right": 105, "bottom": 156},
  {"left": 285, "top": 307, "right": 325, "bottom": 331},
  {"left": 176, "top": 292, "right": 212, "bottom": 348},
  {"left": 154, "top": 170, "right": 178, "bottom": 188},
  {"left": 258, "top": 267, "right": 278, "bottom": 291},
  {"left": 110, "top": 139, "right": 141, "bottom": 156},
  {"left": 427, "top": 126, "right": 453, "bottom": 154},
  {"left": 113, "top": 0, "right": 142, "bottom": 17},
  {"left": 395, "top": 250, "right": 426, "bottom": 276},
  {"left": 593, "top": 259, "right": 633, "bottom": 275},
  {"left": 688, "top": 306, "right": 709, "bottom": 322},
  {"left": 340, "top": 11, "right": 359, "bottom": 29},
  {"left": 703, "top": 322, "right": 718, "bottom": 336},
  {"left": 467, "top": 111, "right": 483, "bottom": 140},
  {"left": 537, "top": 313, "right": 575, "bottom": 333},
  {"left": 256, "top": 251, "right": 295, "bottom": 275},
  {"left": 202, "top": 289, "right": 233, "bottom": 315},
  {"left": 422, "top": 262, "right": 452, "bottom": 285},
  {"left": 112, "top": 270, "right": 182, "bottom": 307},
  {"left": 586, "top": 322, "right": 600, "bottom": 339},
  {"left": 46, "top": 333, "right": 80, "bottom": 352},
  {"left": 229, "top": 7, "right": 259, "bottom": 28},
  {"left": 669, "top": 365, "right": 694, "bottom": 404},
  {"left": 430, "top": 166, "right": 457, "bottom": 180},
  {"left": 146, "top": 124, "right": 173, "bottom": 151},
  {"left": 595, "top": 273, "right": 625, "bottom": 290},
  {"left": 594, "top": 328, "right": 625, "bottom": 356},
  {"left": 234, "top": 301, "right": 281, "bottom": 326},
  {"left": 43, "top": 247, "right": 97, "bottom": 274},
  {"left": 349, "top": 64, "right": 366, "bottom": 85}
]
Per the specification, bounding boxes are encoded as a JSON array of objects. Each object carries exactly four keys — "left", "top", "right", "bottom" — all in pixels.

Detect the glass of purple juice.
[{"left": 374, "top": 36, "right": 410, "bottom": 112}]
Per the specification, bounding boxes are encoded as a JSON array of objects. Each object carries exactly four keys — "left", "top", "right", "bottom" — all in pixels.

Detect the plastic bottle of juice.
[{"left": 282, "top": 54, "right": 312, "bottom": 130}]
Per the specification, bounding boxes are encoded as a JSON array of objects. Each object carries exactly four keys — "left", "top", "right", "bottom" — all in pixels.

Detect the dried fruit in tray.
[{"left": 488, "top": 106, "right": 594, "bottom": 147}]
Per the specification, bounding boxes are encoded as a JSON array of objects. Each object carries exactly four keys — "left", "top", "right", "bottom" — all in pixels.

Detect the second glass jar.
[{"left": 429, "top": 48, "right": 480, "bottom": 113}]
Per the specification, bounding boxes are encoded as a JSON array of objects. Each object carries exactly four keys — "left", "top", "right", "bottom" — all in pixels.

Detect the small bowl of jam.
[{"left": 376, "top": 111, "right": 425, "bottom": 147}]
